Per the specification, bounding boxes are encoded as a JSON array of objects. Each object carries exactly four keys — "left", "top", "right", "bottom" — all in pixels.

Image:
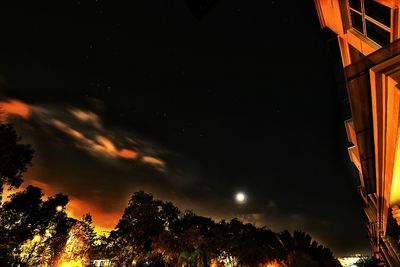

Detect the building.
[{"left": 313, "top": 0, "right": 400, "bottom": 266}]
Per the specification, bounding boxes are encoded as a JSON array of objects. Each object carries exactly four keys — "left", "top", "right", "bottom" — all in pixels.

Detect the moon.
[{"left": 235, "top": 192, "right": 246, "bottom": 203}]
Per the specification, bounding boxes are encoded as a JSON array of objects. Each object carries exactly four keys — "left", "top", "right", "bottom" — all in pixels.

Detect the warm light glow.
[
  {"left": 263, "top": 260, "right": 284, "bottom": 267},
  {"left": 56, "top": 223, "right": 91, "bottom": 267},
  {"left": 66, "top": 198, "right": 119, "bottom": 235},
  {"left": 390, "top": 133, "right": 400, "bottom": 205},
  {"left": 33, "top": 234, "right": 41, "bottom": 242},
  {"left": 70, "top": 109, "right": 101, "bottom": 128},
  {"left": 56, "top": 205, "right": 63, "bottom": 212},
  {"left": 210, "top": 259, "right": 219, "bottom": 267},
  {"left": 0, "top": 99, "right": 31, "bottom": 120},
  {"left": 235, "top": 192, "right": 246, "bottom": 203},
  {"left": 59, "top": 260, "right": 83, "bottom": 267},
  {"left": 338, "top": 256, "right": 361, "bottom": 267},
  {"left": 118, "top": 148, "right": 138, "bottom": 159},
  {"left": 142, "top": 156, "right": 166, "bottom": 168}
]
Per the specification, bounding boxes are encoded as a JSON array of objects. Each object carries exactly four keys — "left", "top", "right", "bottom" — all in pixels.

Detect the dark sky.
[{"left": 0, "top": 0, "right": 369, "bottom": 256}]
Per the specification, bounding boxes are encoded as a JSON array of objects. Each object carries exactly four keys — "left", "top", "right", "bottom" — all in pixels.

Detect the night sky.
[{"left": 0, "top": 1, "right": 369, "bottom": 256}]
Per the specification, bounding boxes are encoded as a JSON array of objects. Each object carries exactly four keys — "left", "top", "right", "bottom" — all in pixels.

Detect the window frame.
[{"left": 348, "top": 0, "right": 392, "bottom": 47}]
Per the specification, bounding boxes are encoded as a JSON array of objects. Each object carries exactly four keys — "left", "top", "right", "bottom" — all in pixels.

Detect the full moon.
[{"left": 235, "top": 192, "right": 246, "bottom": 203}]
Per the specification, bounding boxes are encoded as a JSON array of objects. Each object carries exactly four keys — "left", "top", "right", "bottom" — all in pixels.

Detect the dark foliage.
[
  {"left": 0, "top": 123, "right": 34, "bottom": 197},
  {"left": 0, "top": 186, "right": 71, "bottom": 266},
  {"left": 105, "top": 191, "right": 341, "bottom": 267}
]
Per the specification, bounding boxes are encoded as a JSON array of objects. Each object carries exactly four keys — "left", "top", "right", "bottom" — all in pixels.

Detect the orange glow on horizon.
[
  {"left": 66, "top": 198, "right": 120, "bottom": 234},
  {"left": 0, "top": 99, "right": 31, "bottom": 120},
  {"left": 3, "top": 179, "right": 120, "bottom": 235}
]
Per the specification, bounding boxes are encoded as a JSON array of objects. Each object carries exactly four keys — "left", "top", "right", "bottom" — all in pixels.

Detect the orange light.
[
  {"left": 0, "top": 99, "right": 31, "bottom": 119},
  {"left": 210, "top": 259, "right": 219, "bottom": 267},
  {"left": 263, "top": 260, "right": 283, "bottom": 267},
  {"left": 56, "top": 205, "right": 63, "bottom": 212}
]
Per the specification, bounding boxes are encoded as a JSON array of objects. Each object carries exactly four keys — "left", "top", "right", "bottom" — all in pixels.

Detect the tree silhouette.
[
  {"left": 0, "top": 123, "right": 34, "bottom": 203},
  {"left": 275, "top": 230, "right": 342, "bottom": 267},
  {"left": 107, "top": 191, "right": 167, "bottom": 265},
  {"left": 0, "top": 185, "right": 70, "bottom": 266},
  {"left": 104, "top": 191, "right": 342, "bottom": 267}
]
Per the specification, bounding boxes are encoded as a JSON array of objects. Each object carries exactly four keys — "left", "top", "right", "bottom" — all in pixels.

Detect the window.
[{"left": 348, "top": 0, "right": 391, "bottom": 46}]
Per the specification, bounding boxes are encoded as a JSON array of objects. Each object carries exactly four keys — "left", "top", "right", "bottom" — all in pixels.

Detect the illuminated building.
[
  {"left": 338, "top": 255, "right": 361, "bottom": 267},
  {"left": 313, "top": 0, "right": 400, "bottom": 265}
]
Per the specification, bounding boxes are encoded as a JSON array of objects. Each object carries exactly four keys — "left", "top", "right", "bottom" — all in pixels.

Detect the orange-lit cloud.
[
  {"left": 0, "top": 99, "right": 167, "bottom": 232},
  {"left": 92, "top": 135, "right": 138, "bottom": 160},
  {"left": 1, "top": 98, "right": 164, "bottom": 171},
  {"left": 142, "top": 156, "right": 166, "bottom": 172},
  {"left": 50, "top": 120, "right": 139, "bottom": 161},
  {"left": 0, "top": 99, "right": 31, "bottom": 120},
  {"left": 51, "top": 119, "right": 86, "bottom": 141},
  {"left": 70, "top": 109, "right": 101, "bottom": 128},
  {"left": 118, "top": 148, "right": 138, "bottom": 159},
  {"left": 142, "top": 156, "right": 165, "bottom": 168}
]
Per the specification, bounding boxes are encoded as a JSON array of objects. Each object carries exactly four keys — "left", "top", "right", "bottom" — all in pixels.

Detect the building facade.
[{"left": 313, "top": 0, "right": 400, "bottom": 266}]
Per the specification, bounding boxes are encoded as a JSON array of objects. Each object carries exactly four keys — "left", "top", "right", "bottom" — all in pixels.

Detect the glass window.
[
  {"left": 364, "top": 0, "right": 391, "bottom": 27},
  {"left": 351, "top": 10, "right": 364, "bottom": 33},
  {"left": 348, "top": 0, "right": 391, "bottom": 47},
  {"left": 366, "top": 20, "right": 391, "bottom": 46},
  {"left": 349, "top": 0, "right": 362, "bottom": 12}
]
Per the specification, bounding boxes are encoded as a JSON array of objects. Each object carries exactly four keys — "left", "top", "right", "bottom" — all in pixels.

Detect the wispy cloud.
[
  {"left": 0, "top": 99, "right": 32, "bottom": 120},
  {"left": 0, "top": 98, "right": 166, "bottom": 171},
  {"left": 70, "top": 108, "right": 101, "bottom": 129},
  {"left": 142, "top": 156, "right": 166, "bottom": 171}
]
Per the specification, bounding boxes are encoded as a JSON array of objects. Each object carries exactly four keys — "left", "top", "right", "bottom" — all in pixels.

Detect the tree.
[
  {"left": 224, "top": 218, "right": 278, "bottom": 266},
  {"left": 0, "top": 185, "right": 70, "bottom": 266},
  {"left": 55, "top": 214, "right": 96, "bottom": 267},
  {"left": 275, "top": 230, "right": 342, "bottom": 267},
  {"left": 107, "top": 191, "right": 167, "bottom": 266},
  {"left": 102, "top": 191, "right": 343, "bottom": 267},
  {"left": 0, "top": 123, "right": 34, "bottom": 203}
]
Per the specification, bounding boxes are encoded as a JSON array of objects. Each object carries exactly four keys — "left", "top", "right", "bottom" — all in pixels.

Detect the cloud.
[
  {"left": 1, "top": 97, "right": 195, "bottom": 237},
  {"left": 118, "top": 149, "right": 138, "bottom": 159},
  {"left": 0, "top": 99, "right": 32, "bottom": 120},
  {"left": 91, "top": 135, "right": 139, "bottom": 160},
  {"left": 51, "top": 119, "right": 87, "bottom": 141},
  {"left": 142, "top": 156, "right": 166, "bottom": 171},
  {"left": 0, "top": 98, "right": 164, "bottom": 171},
  {"left": 70, "top": 108, "right": 101, "bottom": 129}
]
